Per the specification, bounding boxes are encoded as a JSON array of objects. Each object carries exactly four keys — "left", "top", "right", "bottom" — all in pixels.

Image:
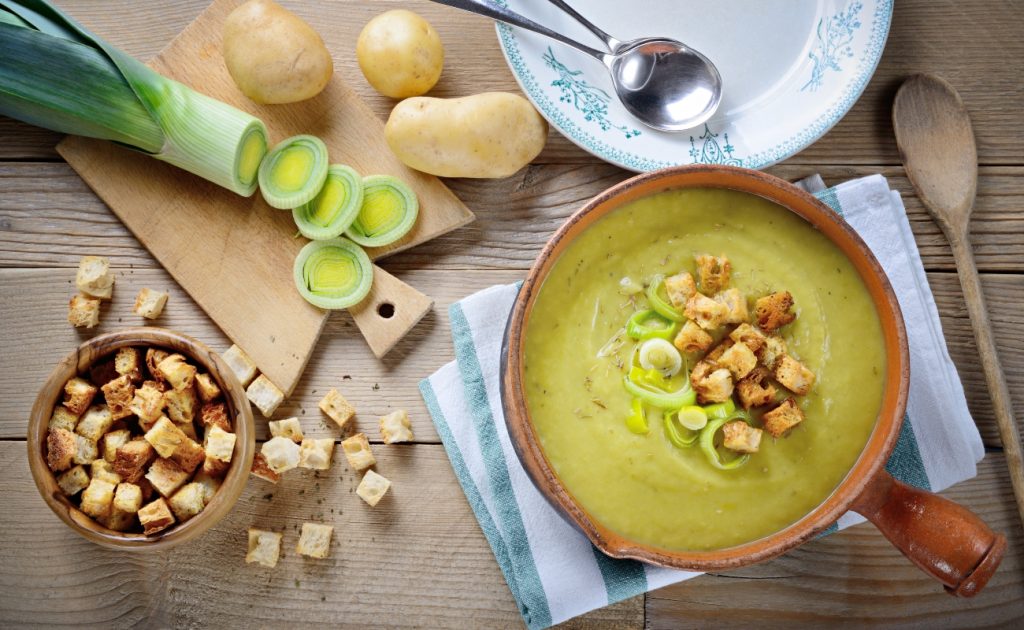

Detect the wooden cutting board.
[{"left": 57, "top": 0, "right": 474, "bottom": 396}]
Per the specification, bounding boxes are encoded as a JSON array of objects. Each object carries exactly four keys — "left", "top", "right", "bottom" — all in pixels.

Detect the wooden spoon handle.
[{"left": 948, "top": 234, "right": 1024, "bottom": 526}]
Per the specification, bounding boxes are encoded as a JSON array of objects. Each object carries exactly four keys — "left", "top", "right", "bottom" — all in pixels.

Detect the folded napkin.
[{"left": 419, "top": 174, "right": 984, "bottom": 629}]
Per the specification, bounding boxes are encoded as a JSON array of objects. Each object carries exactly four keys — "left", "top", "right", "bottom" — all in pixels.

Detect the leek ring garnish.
[
  {"left": 625, "top": 309, "right": 678, "bottom": 341},
  {"left": 700, "top": 412, "right": 754, "bottom": 470},
  {"left": 702, "top": 399, "right": 737, "bottom": 420},
  {"left": 292, "top": 237, "right": 372, "bottom": 310},
  {"left": 623, "top": 366, "right": 695, "bottom": 410},
  {"left": 259, "top": 134, "right": 329, "bottom": 209},
  {"left": 345, "top": 175, "right": 418, "bottom": 248},
  {"left": 626, "top": 398, "right": 649, "bottom": 435},
  {"left": 638, "top": 338, "right": 682, "bottom": 377},
  {"left": 292, "top": 164, "right": 364, "bottom": 240},
  {"left": 645, "top": 275, "right": 685, "bottom": 322},
  {"left": 664, "top": 411, "right": 699, "bottom": 448}
]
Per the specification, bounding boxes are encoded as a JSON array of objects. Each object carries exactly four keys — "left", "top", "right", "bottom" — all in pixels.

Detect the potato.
[
  {"left": 356, "top": 10, "right": 444, "bottom": 99},
  {"left": 385, "top": 93, "right": 548, "bottom": 179},
  {"left": 223, "top": 0, "right": 333, "bottom": 104}
]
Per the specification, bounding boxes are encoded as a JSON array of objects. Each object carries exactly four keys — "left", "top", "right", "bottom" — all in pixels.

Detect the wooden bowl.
[
  {"left": 502, "top": 165, "right": 1005, "bottom": 596},
  {"left": 27, "top": 328, "right": 255, "bottom": 550}
]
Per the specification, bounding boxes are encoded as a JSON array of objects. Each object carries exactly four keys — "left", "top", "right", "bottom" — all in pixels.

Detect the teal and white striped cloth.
[{"left": 419, "top": 175, "right": 984, "bottom": 629}]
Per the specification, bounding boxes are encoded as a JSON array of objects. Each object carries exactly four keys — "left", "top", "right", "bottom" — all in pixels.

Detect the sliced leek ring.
[
  {"left": 291, "top": 165, "right": 364, "bottom": 240},
  {"left": 293, "top": 238, "right": 372, "bottom": 309},
  {"left": 258, "top": 134, "right": 329, "bottom": 209},
  {"left": 345, "top": 174, "right": 418, "bottom": 248}
]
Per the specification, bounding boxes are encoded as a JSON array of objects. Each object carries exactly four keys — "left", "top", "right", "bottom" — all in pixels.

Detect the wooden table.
[{"left": 1, "top": 1, "right": 1022, "bottom": 626}]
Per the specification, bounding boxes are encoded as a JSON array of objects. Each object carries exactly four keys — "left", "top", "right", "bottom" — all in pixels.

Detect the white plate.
[{"left": 496, "top": 0, "right": 892, "bottom": 171}]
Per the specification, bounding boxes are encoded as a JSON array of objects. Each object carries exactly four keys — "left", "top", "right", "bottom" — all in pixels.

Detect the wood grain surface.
[{"left": 2, "top": 0, "right": 1023, "bottom": 627}]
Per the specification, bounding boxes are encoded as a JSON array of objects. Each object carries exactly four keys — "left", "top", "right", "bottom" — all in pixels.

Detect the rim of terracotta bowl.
[
  {"left": 501, "top": 164, "right": 910, "bottom": 570},
  {"left": 27, "top": 328, "right": 255, "bottom": 551}
]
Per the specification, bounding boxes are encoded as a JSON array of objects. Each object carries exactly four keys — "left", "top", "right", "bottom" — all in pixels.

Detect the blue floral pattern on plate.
[
  {"left": 802, "top": 1, "right": 864, "bottom": 92},
  {"left": 543, "top": 47, "right": 641, "bottom": 139}
]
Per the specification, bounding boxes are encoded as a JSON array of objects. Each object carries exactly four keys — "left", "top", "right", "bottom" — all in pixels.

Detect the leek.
[
  {"left": 0, "top": 0, "right": 268, "bottom": 196},
  {"left": 259, "top": 135, "right": 330, "bottom": 209},
  {"left": 625, "top": 309, "right": 677, "bottom": 341},
  {"left": 626, "top": 398, "right": 649, "bottom": 435},
  {"left": 700, "top": 412, "right": 753, "bottom": 471},
  {"left": 664, "top": 412, "right": 699, "bottom": 448},
  {"left": 624, "top": 366, "right": 696, "bottom": 410},
  {"left": 346, "top": 175, "right": 419, "bottom": 247},
  {"left": 292, "top": 164, "right": 364, "bottom": 240},
  {"left": 293, "top": 238, "right": 373, "bottom": 309},
  {"left": 638, "top": 338, "right": 682, "bottom": 377},
  {"left": 645, "top": 275, "right": 685, "bottom": 322}
]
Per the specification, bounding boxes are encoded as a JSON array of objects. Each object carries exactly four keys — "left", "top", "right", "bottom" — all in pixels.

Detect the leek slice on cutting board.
[
  {"left": 345, "top": 175, "right": 419, "bottom": 248},
  {"left": 0, "top": 0, "right": 268, "bottom": 196},
  {"left": 293, "top": 237, "right": 373, "bottom": 309},
  {"left": 292, "top": 164, "right": 364, "bottom": 240},
  {"left": 258, "top": 135, "right": 330, "bottom": 209}
]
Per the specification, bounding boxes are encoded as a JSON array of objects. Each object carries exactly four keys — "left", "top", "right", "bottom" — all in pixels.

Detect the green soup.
[{"left": 523, "top": 188, "right": 886, "bottom": 551}]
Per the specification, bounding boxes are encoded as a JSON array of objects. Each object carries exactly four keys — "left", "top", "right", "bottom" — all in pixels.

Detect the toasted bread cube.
[
  {"left": 75, "top": 405, "right": 114, "bottom": 442},
  {"left": 72, "top": 434, "right": 99, "bottom": 466},
  {"left": 170, "top": 437, "right": 205, "bottom": 474},
  {"left": 133, "top": 288, "right": 168, "bottom": 319},
  {"left": 144, "top": 416, "right": 188, "bottom": 459},
  {"left": 156, "top": 354, "right": 196, "bottom": 392},
  {"left": 100, "top": 375, "right": 136, "bottom": 421},
  {"left": 191, "top": 471, "right": 221, "bottom": 503},
  {"left": 145, "top": 349, "right": 169, "bottom": 382},
  {"left": 673, "top": 320, "right": 713, "bottom": 354},
  {"left": 194, "top": 373, "right": 221, "bottom": 403},
  {"left": 356, "top": 470, "right": 391, "bottom": 507},
  {"left": 205, "top": 426, "right": 236, "bottom": 463},
  {"left": 722, "top": 421, "right": 763, "bottom": 454},
  {"left": 684, "top": 293, "right": 730, "bottom": 331},
  {"left": 705, "top": 338, "right": 734, "bottom": 364},
  {"left": 80, "top": 478, "right": 116, "bottom": 520},
  {"left": 695, "top": 254, "right": 731, "bottom": 294},
  {"left": 736, "top": 366, "right": 777, "bottom": 409},
  {"left": 246, "top": 529, "right": 282, "bottom": 568},
  {"left": 163, "top": 387, "right": 196, "bottom": 424},
  {"left": 754, "top": 291, "right": 796, "bottom": 332},
  {"left": 114, "top": 347, "right": 143, "bottom": 382},
  {"left": 68, "top": 293, "right": 101, "bottom": 328},
  {"left": 341, "top": 433, "right": 376, "bottom": 472},
  {"left": 101, "top": 428, "right": 131, "bottom": 463},
  {"left": 203, "top": 455, "right": 231, "bottom": 478},
  {"left": 138, "top": 498, "right": 176, "bottom": 535},
  {"left": 137, "top": 478, "right": 156, "bottom": 503},
  {"left": 145, "top": 458, "right": 189, "bottom": 497},
  {"left": 718, "top": 341, "right": 757, "bottom": 380},
  {"left": 763, "top": 398, "right": 805, "bottom": 437},
  {"left": 298, "top": 438, "right": 334, "bottom": 471},
  {"left": 57, "top": 465, "right": 90, "bottom": 496},
  {"left": 713, "top": 288, "right": 748, "bottom": 325},
  {"left": 296, "top": 522, "right": 334, "bottom": 559},
  {"left": 729, "top": 323, "right": 767, "bottom": 354},
  {"left": 200, "top": 402, "right": 232, "bottom": 433},
  {"left": 113, "top": 482, "right": 143, "bottom": 513},
  {"left": 175, "top": 420, "right": 198, "bottom": 441},
  {"left": 774, "top": 355, "right": 816, "bottom": 396},
  {"left": 691, "top": 362, "right": 734, "bottom": 404},
  {"left": 75, "top": 255, "right": 113, "bottom": 299},
  {"left": 130, "top": 382, "right": 165, "bottom": 428},
  {"left": 268, "top": 417, "right": 304, "bottom": 443},
  {"left": 168, "top": 482, "right": 207, "bottom": 522},
  {"left": 103, "top": 507, "right": 136, "bottom": 532},
  {"left": 48, "top": 406, "right": 80, "bottom": 433},
  {"left": 261, "top": 436, "right": 300, "bottom": 474},
  {"left": 113, "top": 439, "right": 155, "bottom": 484},
  {"left": 91, "top": 459, "right": 122, "bottom": 485},
  {"left": 246, "top": 375, "right": 284, "bottom": 418},
  {"left": 221, "top": 344, "right": 258, "bottom": 388},
  {"left": 319, "top": 388, "right": 355, "bottom": 429},
  {"left": 379, "top": 410, "right": 414, "bottom": 444},
  {"left": 664, "top": 271, "right": 697, "bottom": 309},
  {"left": 250, "top": 452, "right": 280, "bottom": 484},
  {"left": 63, "top": 377, "right": 98, "bottom": 416},
  {"left": 89, "top": 360, "right": 122, "bottom": 389},
  {"left": 758, "top": 335, "right": 788, "bottom": 371}
]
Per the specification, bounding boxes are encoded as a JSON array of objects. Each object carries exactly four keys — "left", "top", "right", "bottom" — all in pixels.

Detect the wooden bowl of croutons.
[{"left": 28, "top": 328, "right": 255, "bottom": 550}]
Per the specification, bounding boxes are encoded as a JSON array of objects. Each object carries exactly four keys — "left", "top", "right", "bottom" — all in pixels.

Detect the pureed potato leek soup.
[{"left": 523, "top": 188, "right": 886, "bottom": 551}]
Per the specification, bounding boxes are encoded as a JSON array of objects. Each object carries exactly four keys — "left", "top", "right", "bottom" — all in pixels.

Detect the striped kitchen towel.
[{"left": 419, "top": 174, "right": 984, "bottom": 629}]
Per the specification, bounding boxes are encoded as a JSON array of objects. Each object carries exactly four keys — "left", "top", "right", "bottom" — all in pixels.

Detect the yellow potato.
[
  {"left": 385, "top": 93, "right": 548, "bottom": 178},
  {"left": 223, "top": 0, "right": 333, "bottom": 104},
  {"left": 357, "top": 10, "right": 444, "bottom": 99}
]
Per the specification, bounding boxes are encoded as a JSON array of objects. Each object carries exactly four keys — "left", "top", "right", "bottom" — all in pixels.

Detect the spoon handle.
[
  {"left": 544, "top": 0, "right": 620, "bottom": 51},
  {"left": 427, "top": 0, "right": 608, "bottom": 62}
]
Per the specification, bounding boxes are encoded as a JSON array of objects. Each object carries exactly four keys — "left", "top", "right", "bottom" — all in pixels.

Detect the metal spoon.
[{"left": 429, "top": 0, "right": 722, "bottom": 132}]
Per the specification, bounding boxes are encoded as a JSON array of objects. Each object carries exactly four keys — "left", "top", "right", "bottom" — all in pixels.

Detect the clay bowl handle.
[{"left": 852, "top": 470, "right": 1006, "bottom": 596}]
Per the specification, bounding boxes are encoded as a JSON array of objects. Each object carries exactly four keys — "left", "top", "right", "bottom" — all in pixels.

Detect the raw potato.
[
  {"left": 223, "top": 0, "right": 333, "bottom": 104},
  {"left": 385, "top": 93, "right": 547, "bottom": 178},
  {"left": 356, "top": 10, "right": 443, "bottom": 99}
]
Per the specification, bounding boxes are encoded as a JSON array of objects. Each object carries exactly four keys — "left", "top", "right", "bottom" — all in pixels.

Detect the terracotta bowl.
[
  {"left": 502, "top": 165, "right": 1005, "bottom": 596},
  {"left": 27, "top": 328, "right": 255, "bottom": 551}
]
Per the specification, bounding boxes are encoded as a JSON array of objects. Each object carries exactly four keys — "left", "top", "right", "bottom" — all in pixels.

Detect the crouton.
[
  {"left": 163, "top": 387, "right": 196, "bottom": 424},
  {"left": 88, "top": 360, "right": 119, "bottom": 388},
  {"left": 191, "top": 471, "right": 221, "bottom": 503},
  {"left": 168, "top": 483, "right": 207, "bottom": 522},
  {"left": 130, "top": 381, "right": 165, "bottom": 428},
  {"left": 75, "top": 255, "right": 113, "bottom": 299},
  {"left": 722, "top": 421, "right": 763, "bottom": 454},
  {"left": 268, "top": 417, "right": 304, "bottom": 443},
  {"left": 296, "top": 522, "right": 333, "bottom": 559},
  {"left": 729, "top": 323, "right": 767, "bottom": 354},
  {"left": 250, "top": 452, "right": 280, "bottom": 484},
  {"left": 695, "top": 254, "right": 731, "bottom": 294},
  {"left": 713, "top": 288, "right": 748, "bottom": 324},
  {"left": 673, "top": 320, "right": 713, "bottom": 354},
  {"left": 138, "top": 498, "right": 176, "bottom": 535},
  {"left": 175, "top": 420, "right": 198, "bottom": 441},
  {"left": 762, "top": 398, "right": 805, "bottom": 437},
  {"left": 379, "top": 410, "right": 414, "bottom": 444},
  {"left": 57, "top": 465, "right": 90, "bottom": 496},
  {"left": 145, "top": 349, "right": 169, "bottom": 382},
  {"left": 113, "top": 482, "right": 143, "bottom": 513},
  {"left": 145, "top": 458, "right": 189, "bottom": 497},
  {"left": 246, "top": 375, "right": 284, "bottom": 418},
  {"left": 137, "top": 478, "right": 156, "bottom": 503},
  {"left": 133, "top": 288, "right": 168, "bottom": 319},
  {"left": 341, "top": 433, "right": 376, "bottom": 472},
  {"left": 754, "top": 291, "right": 796, "bottom": 332},
  {"left": 774, "top": 355, "right": 816, "bottom": 396},
  {"left": 68, "top": 293, "right": 101, "bottom": 328},
  {"left": 72, "top": 434, "right": 99, "bottom": 466},
  {"left": 63, "top": 377, "right": 98, "bottom": 416},
  {"left": 319, "top": 388, "right": 355, "bottom": 430},
  {"left": 103, "top": 507, "right": 136, "bottom": 532},
  {"left": 100, "top": 375, "right": 136, "bottom": 420},
  {"left": 684, "top": 293, "right": 730, "bottom": 331},
  {"left": 690, "top": 362, "right": 734, "bottom": 404},
  {"left": 736, "top": 367, "right": 777, "bottom": 409},
  {"left": 113, "top": 439, "right": 155, "bottom": 484},
  {"left": 221, "top": 344, "right": 258, "bottom": 388},
  {"left": 114, "top": 347, "right": 143, "bottom": 383},
  {"left": 262, "top": 436, "right": 300, "bottom": 474},
  {"left": 80, "top": 478, "right": 115, "bottom": 520},
  {"left": 144, "top": 417, "right": 187, "bottom": 459},
  {"left": 664, "top": 271, "right": 697, "bottom": 309},
  {"left": 101, "top": 430, "right": 131, "bottom": 466},
  {"left": 74, "top": 405, "right": 114, "bottom": 442},
  {"left": 48, "top": 406, "right": 80, "bottom": 433},
  {"left": 757, "top": 335, "right": 788, "bottom": 371},
  {"left": 156, "top": 354, "right": 196, "bottom": 392},
  {"left": 246, "top": 529, "right": 282, "bottom": 568},
  {"left": 204, "top": 426, "right": 236, "bottom": 463},
  {"left": 203, "top": 455, "right": 231, "bottom": 478},
  {"left": 200, "top": 402, "right": 232, "bottom": 433},
  {"left": 705, "top": 338, "right": 734, "bottom": 364},
  {"left": 298, "top": 438, "right": 334, "bottom": 471},
  {"left": 170, "top": 437, "right": 205, "bottom": 474},
  {"left": 194, "top": 373, "right": 221, "bottom": 403},
  {"left": 91, "top": 459, "right": 122, "bottom": 485},
  {"left": 356, "top": 470, "right": 392, "bottom": 507},
  {"left": 718, "top": 342, "right": 757, "bottom": 380}
]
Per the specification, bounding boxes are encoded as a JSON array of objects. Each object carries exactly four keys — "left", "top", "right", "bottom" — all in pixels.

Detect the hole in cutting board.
[{"left": 377, "top": 302, "right": 395, "bottom": 319}]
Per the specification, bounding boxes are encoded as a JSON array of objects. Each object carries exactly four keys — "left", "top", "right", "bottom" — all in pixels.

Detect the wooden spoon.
[{"left": 893, "top": 74, "right": 1024, "bottom": 527}]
